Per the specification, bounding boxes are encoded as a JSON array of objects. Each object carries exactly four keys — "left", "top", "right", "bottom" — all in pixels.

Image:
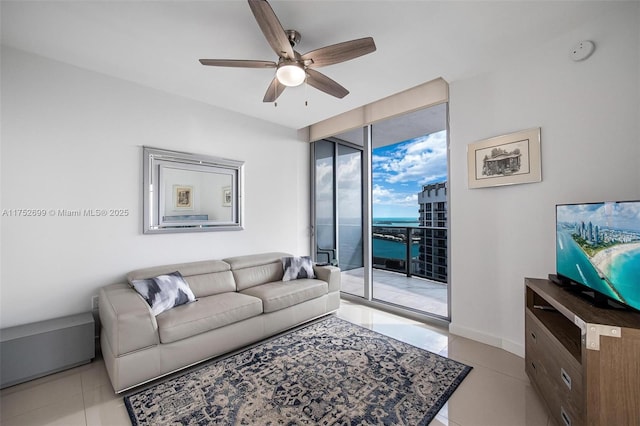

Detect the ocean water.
[
  {"left": 373, "top": 217, "right": 420, "bottom": 227},
  {"left": 606, "top": 246, "right": 640, "bottom": 310},
  {"left": 372, "top": 217, "right": 420, "bottom": 260},
  {"left": 318, "top": 218, "right": 421, "bottom": 270},
  {"left": 557, "top": 228, "right": 640, "bottom": 310},
  {"left": 373, "top": 238, "right": 420, "bottom": 259},
  {"left": 556, "top": 229, "right": 619, "bottom": 299}
]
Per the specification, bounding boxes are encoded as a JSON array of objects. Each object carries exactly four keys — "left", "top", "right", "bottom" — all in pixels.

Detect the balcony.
[
  {"left": 340, "top": 226, "right": 449, "bottom": 318},
  {"left": 341, "top": 268, "right": 448, "bottom": 318},
  {"left": 371, "top": 226, "right": 447, "bottom": 283}
]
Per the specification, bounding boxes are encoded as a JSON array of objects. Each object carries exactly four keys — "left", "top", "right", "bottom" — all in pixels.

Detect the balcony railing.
[{"left": 372, "top": 225, "right": 448, "bottom": 283}]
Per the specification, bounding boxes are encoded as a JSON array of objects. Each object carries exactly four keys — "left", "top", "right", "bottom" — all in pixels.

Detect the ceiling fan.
[{"left": 199, "top": 0, "right": 376, "bottom": 103}]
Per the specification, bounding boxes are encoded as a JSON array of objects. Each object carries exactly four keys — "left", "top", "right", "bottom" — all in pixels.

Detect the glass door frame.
[
  {"left": 311, "top": 121, "right": 451, "bottom": 326},
  {"left": 362, "top": 126, "right": 373, "bottom": 301},
  {"left": 311, "top": 135, "right": 367, "bottom": 278}
]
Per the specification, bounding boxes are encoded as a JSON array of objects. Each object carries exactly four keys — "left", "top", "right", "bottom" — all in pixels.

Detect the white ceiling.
[{"left": 1, "top": 1, "right": 610, "bottom": 130}]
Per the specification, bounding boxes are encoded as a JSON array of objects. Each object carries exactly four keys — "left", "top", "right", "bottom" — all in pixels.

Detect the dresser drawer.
[{"left": 526, "top": 311, "right": 584, "bottom": 426}]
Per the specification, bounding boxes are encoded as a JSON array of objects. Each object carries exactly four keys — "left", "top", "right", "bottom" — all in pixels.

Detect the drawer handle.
[
  {"left": 530, "top": 331, "right": 536, "bottom": 342},
  {"left": 561, "top": 368, "right": 572, "bottom": 390},
  {"left": 561, "top": 406, "right": 572, "bottom": 426}
]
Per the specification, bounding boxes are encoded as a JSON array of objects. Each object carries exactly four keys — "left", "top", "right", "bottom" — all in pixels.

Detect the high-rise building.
[{"left": 416, "top": 182, "right": 448, "bottom": 282}]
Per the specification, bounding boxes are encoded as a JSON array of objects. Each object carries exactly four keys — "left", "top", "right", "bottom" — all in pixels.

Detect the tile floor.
[{"left": 0, "top": 300, "right": 552, "bottom": 426}]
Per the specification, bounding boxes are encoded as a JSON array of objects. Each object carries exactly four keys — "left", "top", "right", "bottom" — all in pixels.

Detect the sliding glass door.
[
  {"left": 314, "top": 140, "right": 336, "bottom": 266},
  {"left": 336, "top": 144, "right": 363, "bottom": 271},
  {"left": 370, "top": 105, "right": 449, "bottom": 318},
  {"left": 313, "top": 136, "right": 364, "bottom": 297},
  {"left": 312, "top": 102, "right": 450, "bottom": 321}
]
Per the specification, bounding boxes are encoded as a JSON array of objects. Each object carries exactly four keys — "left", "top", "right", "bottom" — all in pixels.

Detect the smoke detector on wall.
[{"left": 570, "top": 40, "right": 595, "bottom": 62}]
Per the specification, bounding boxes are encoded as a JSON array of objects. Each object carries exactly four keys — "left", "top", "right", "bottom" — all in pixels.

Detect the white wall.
[
  {"left": 0, "top": 47, "right": 310, "bottom": 328},
  {"left": 448, "top": 3, "right": 640, "bottom": 356}
]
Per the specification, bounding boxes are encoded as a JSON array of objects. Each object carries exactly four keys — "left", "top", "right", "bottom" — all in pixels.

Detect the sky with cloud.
[
  {"left": 557, "top": 202, "right": 640, "bottom": 232},
  {"left": 372, "top": 130, "right": 447, "bottom": 218}
]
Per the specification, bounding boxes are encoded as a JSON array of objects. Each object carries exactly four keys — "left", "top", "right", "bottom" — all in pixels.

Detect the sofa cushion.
[
  {"left": 224, "top": 252, "right": 291, "bottom": 291},
  {"left": 127, "top": 260, "right": 235, "bottom": 298},
  {"left": 240, "top": 279, "right": 328, "bottom": 313},
  {"left": 156, "top": 293, "right": 263, "bottom": 344},
  {"left": 183, "top": 270, "right": 236, "bottom": 299},
  {"left": 131, "top": 272, "right": 196, "bottom": 316},
  {"left": 282, "top": 256, "right": 316, "bottom": 281}
]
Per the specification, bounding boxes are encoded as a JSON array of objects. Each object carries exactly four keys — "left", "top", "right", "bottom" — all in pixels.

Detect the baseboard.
[
  {"left": 449, "top": 323, "right": 524, "bottom": 358},
  {"left": 502, "top": 338, "right": 525, "bottom": 358}
]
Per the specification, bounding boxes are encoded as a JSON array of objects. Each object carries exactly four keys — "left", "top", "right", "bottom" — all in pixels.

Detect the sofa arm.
[
  {"left": 313, "top": 265, "right": 341, "bottom": 293},
  {"left": 99, "top": 283, "right": 159, "bottom": 357}
]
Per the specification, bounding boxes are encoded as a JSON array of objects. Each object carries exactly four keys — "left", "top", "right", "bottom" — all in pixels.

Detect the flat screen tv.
[{"left": 556, "top": 200, "right": 640, "bottom": 311}]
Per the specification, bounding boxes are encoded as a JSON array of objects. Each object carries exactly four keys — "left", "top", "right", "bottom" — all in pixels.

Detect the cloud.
[
  {"left": 314, "top": 159, "right": 333, "bottom": 199},
  {"left": 371, "top": 131, "right": 447, "bottom": 212},
  {"left": 558, "top": 202, "right": 640, "bottom": 231},
  {"left": 372, "top": 184, "right": 393, "bottom": 201},
  {"left": 372, "top": 131, "right": 448, "bottom": 185},
  {"left": 372, "top": 184, "right": 418, "bottom": 207},
  {"left": 337, "top": 153, "right": 361, "bottom": 191},
  {"left": 315, "top": 130, "right": 448, "bottom": 219}
]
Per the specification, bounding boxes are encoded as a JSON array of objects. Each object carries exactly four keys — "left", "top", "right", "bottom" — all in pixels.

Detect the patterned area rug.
[{"left": 125, "top": 316, "right": 472, "bottom": 425}]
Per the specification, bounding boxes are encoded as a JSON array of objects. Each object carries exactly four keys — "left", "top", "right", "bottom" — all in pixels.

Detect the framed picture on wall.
[
  {"left": 467, "top": 127, "right": 541, "bottom": 189},
  {"left": 222, "top": 186, "right": 232, "bottom": 207},
  {"left": 174, "top": 185, "right": 194, "bottom": 209}
]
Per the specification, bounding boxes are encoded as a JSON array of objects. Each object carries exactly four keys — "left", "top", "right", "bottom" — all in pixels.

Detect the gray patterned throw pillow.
[
  {"left": 282, "top": 256, "right": 316, "bottom": 282},
  {"left": 131, "top": 271, "right": 196, "bottom": 316}
]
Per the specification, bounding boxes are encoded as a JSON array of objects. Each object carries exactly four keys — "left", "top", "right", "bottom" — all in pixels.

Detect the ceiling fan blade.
[
  {"left": 306, "top": 69, "right": 349, "bottom": 99},
  {"left": 248, "top": 0, "right": 295, "bottom": 59},
  {"left": 301, "top": 37, "right": 376, "bottom": 68},
  {"left": 199, "top": 59, "right": 276, "bottom": 68},
  {"left": 263, "top": 76, "right": 286, "bottom": 102}
]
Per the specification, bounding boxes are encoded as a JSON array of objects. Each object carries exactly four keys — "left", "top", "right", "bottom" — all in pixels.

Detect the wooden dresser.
[{"left": 525, "top": 278, "right": 640, "bottom": 426}]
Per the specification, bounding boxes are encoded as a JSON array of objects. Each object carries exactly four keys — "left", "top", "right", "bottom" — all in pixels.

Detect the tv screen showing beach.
[{"left": 556, "top": 201, "right": 640, "bottom": 311}]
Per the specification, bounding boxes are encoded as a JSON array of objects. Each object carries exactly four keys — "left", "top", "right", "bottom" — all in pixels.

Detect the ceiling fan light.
[{"left": 276, "top": 64, "right": 306, "bottom": 87}]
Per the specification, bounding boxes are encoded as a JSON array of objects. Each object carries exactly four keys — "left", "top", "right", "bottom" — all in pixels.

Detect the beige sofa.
[{"left": 99, "top": 252, "right": 340, "bottom": 392}]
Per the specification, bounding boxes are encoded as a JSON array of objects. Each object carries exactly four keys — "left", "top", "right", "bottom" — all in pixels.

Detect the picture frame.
[
  {"left": 174, "top": 185, "right": 194, "bottom": 209},
  {"left": 467, "top": 127, "right": 541, "bottom": 189},
  {"left": 222, "top": 186, "right": 232, "bottom": 207}
]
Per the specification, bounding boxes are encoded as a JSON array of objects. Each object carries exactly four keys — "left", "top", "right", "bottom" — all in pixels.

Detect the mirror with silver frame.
[{"left": 143, "top": 147, "right": 244, "bottom": 233}]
